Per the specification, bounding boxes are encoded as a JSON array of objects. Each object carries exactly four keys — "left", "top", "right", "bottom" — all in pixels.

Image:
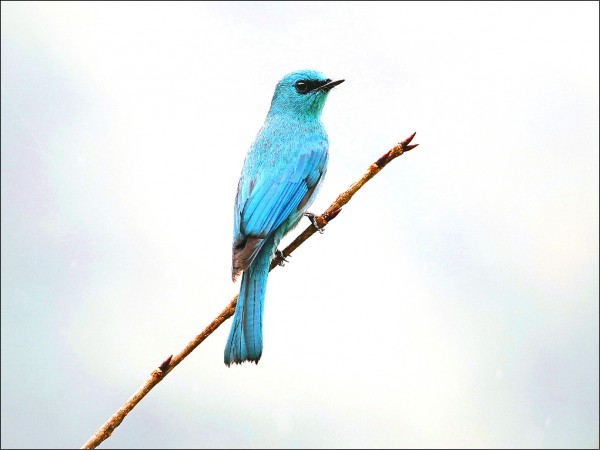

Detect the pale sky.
[{"left": 1, "top": 2, "right": 598, "bottom": 448}]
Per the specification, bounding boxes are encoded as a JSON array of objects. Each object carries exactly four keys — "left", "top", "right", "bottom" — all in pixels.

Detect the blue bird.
[{"left": 225, "top": 70, "right": 344, "bottom": 366}]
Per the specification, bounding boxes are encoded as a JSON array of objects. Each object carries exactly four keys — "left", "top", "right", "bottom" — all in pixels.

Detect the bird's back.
[{"left": 232, "top": 115, "right": 329, "bottom": 277}]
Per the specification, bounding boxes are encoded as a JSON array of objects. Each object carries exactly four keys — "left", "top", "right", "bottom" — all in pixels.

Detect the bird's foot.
[
  {"left": 304, "top": 212, "right": 324, "bottom": 234},
  {"left": 275, "top": 249, "right": 291, "bottom": 266}
]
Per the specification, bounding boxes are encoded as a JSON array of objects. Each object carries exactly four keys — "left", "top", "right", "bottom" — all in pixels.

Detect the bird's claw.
[
  {"left": 275, "top": 249, "right": 291, "bottom": 266},
  {"left": 304, "top": 212, "right": 324, "bottom": 234}
]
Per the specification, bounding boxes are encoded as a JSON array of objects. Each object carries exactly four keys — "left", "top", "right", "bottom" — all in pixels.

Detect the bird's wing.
[
  {"left": 240, "top": 142, "right": 327, "bottom": 237},
  {"left": 232, "top": 140, "right": 327, "bottom": 278}
]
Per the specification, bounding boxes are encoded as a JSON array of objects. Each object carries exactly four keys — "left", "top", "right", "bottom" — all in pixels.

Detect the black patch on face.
[{"left": 295, "top": 78, "right": 332, "bottom": 94}]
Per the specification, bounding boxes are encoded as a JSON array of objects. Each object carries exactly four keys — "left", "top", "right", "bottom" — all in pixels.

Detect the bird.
[{"left": 225, "top": 69, "right": 344, "bottom": 366}]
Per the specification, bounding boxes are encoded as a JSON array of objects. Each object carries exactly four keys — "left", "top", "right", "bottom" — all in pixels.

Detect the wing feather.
[
  {"left": 232, "top": 134, "right": 328, "bottom": 274},
  {"left": 243, "top": 148, "right": 323, "bottom": 234}
]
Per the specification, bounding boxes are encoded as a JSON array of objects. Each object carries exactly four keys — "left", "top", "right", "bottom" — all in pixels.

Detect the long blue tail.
[{"left": 225, "top": 244, "right": 273, "bottom": 366}]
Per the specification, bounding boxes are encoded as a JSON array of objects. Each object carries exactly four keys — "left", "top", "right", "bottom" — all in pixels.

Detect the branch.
[{"left": 81, "top": 132, "right": 419, "bottom": 449}]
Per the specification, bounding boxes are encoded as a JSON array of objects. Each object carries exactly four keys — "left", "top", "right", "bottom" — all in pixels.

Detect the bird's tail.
[{"left": 225, "top": 243, "right": 273, "bottom": 366}]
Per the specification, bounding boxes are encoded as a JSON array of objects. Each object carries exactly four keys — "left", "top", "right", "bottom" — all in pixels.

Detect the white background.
[{"left": 1, "top": 2, "right": 598, "bottom": 448}]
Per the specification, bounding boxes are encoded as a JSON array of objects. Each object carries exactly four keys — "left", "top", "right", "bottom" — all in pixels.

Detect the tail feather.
[{"left": 225, "top": 244, "right": 272, "bottom": 366}]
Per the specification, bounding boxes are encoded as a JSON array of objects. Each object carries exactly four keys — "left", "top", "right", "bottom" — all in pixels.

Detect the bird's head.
[{"left": 268, "top": 69, "right": 344, "bottom": 119}]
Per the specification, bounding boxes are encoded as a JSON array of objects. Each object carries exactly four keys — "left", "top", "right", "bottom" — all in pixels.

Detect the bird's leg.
[
  {"left": 274, "top": 249, "right": 291, "bottom": 266},
  {"left": 304, "top": 212, "right": 324, "bottom": 234}
]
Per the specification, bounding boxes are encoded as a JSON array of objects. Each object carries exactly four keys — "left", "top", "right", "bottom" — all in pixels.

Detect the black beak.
[{"left": 315, "top": 79, "right": 345, "bottom": 92}]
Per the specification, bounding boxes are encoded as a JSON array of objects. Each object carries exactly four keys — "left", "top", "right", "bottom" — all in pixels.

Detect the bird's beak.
[{"left": 316, "top": 79, "right": 345, "bottom": 92}]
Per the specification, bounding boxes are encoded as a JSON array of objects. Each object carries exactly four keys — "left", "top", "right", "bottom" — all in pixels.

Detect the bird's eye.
[{"left": 295, "top": 81, "right": 309, "bottom": 94}]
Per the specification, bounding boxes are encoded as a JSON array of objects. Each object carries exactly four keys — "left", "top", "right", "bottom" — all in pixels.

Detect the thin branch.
[{"left": 81, "top": 132, "right": 418, "bottom": 449}]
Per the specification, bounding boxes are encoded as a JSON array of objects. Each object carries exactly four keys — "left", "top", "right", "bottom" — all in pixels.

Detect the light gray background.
[{"left": 2, "top": 2, "right": 598, "bottom": 448}]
